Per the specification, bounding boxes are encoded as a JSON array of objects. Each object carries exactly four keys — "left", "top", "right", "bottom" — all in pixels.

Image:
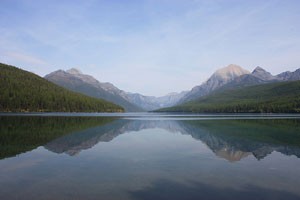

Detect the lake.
[{"left": 1, "top": 113, "right": 300, "bottom": 200}]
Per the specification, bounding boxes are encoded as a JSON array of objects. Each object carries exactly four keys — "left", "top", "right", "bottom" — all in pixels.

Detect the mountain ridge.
[
  {"left": 179, "top": 64, "right": 250, "bottom": 103},
  {"left": 45, "top": 64, "right": 300, "bottom": 111},
  {"left": 179, "top": 64, "right": 300, "bottom": 104},
  {"left": 157, "top": 80, "right": 300, "bottom": 113},
  {"left": 45, "top": 69, "right": 143, "bottom": 112},
  {"left": 45, "top": 69, "right": 188, "bottom": 111}
]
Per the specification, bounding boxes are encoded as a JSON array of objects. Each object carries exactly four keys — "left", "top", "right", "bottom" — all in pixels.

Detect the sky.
[{"left": 1, "top": 0, "right": 300, "bottom": 96}]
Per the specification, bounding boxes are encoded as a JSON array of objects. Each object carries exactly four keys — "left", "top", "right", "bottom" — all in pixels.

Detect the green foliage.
[
  {"left": 0, "top": 116, "right": 115, "bottom": 159},
  {"left": 159, "top": 81, "right": 300, "bottom": 113},
  {"left": 0, "top": 63, "right": 124, "bottom": 112}
]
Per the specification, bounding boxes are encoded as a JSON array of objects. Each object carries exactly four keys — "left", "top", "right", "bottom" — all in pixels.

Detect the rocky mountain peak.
[
  {"left": 179, "top": 64, "right": 250, "bottom": 103},
  {"left": 251, "top": 66, "right": 277, "bottom": 80},
  {"left": 44, "top": 69, "right": 68, "bottom": 79},
  {"left": 252, "top": 66, "right": 266, "bottom": 73},
  {"left": 206, "top": 64, "right": 249, "bottom": 90},
  {"left": 276, "top": 71, "right": 292, "bottom": 80},
  {"left": 66, "top": 68, "right": 82, "bottom": 75},
  {"left": 213, "top": 64, "right": 250, "bottom": 81}
]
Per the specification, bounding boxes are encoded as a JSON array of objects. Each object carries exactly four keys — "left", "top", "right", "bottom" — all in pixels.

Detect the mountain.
[
  {"left": 251, "top": 66, "right": 278, "bottom": 81},
  {"left": 277, "top": 68, "right": 300, "bottom": 81},
  {"left": 220, "top": 66, "right": 280, "bottom": 90},
  {"left": 218, "top": 66, "right": 300, "bottom": 91},
  {"left": 179, "top": 64, "right": 250, "bottom": 103},
  {"left": 157, "top": 80, "right": 300, "bottom": 113},
  {"left": 178, "top": 65, "right": 300, "bottom": 105},
  {"left": 0, "top": 63, "right": 123, "bottom": 112},
  {"left": 44, "top": 64, "right": 300, "bottom": 112},
  {"left": 45, "top": 68, "right": 187, "bottom": 111},
  {"left": 45, "top": 69, "right": 143, "bottom": 112},
  {"left": 126, "top": 91, "right": 188, "bottom": 111},
  {"left": 155, "top": 91, "right": 189, "bottom": 107}
]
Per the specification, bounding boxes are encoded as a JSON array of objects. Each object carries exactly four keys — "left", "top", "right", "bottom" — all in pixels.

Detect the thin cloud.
[
  {"left": 4, "top": 52, "right": 47, "bottom": 66},
  {"left": 1, "top": 0, "right": 300, "bottom": 96}
]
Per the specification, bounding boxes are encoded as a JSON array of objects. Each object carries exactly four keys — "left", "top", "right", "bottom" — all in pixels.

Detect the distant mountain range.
[
  {"left": 179, "top": 64, "right": 300, "bottom": 104},
  {"left": 155, "top": 64, "right": 300, "bottom": 113},
  {"left": 45, "top": 64, "right": 300, "bottom": 112},
  {"left": 125, "top": 91, "right": 188, "bottom": 111},
  {"left": 159, "top": 80, "right": 300, "bottom": 113},
  {"left": 179, "top": 64, "right": 250, "bottom": 103},
  {"left": 2, "top": 61, "right": 300, "bottom": 113},
  {"left": 45, "top": 69, "right": 187, "bottom": 111}
]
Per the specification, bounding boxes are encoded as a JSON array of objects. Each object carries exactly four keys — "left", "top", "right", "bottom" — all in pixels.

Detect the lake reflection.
[{"left": 1, "top": 115, "right": 300, "bottom": 200}]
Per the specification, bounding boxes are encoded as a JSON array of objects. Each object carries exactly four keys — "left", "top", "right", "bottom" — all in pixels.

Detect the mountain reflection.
[
  {"left": 44, "top": 120, "right": 185, "bottom": 155},
  {"left": 178, "top": 120, "right": 300, "bottom": 161},
  {"left": 44, "top": 118, "right": 300, "bottom": 162},
  {"left": 44, "top": 119, "right": 129, "bottom": 156},
  {"left": 1, "top": 116, "right": 300, "bottom": 162}
]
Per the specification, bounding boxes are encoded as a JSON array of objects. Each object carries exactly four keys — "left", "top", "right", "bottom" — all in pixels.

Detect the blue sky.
[{"left": 1, "top": 0, "right": 300, "bottom": 96}]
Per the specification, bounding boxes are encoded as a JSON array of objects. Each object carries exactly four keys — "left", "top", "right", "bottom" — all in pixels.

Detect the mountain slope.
[
  {"left": 251, "top": 66, "right": 278, "bottom": 81},
  {"left": 45, "top": 68, "right": 187, "bottom": 111},
  {"left": 179, "top": 64, "right": 250, "bottom": 103},
  {"left": 0, "top": 63, "right": 124, "bottom": 112},
  {"left": 45, "top": 69, "right": 143, "bottom": 112},
  {"left": 277, "top": 68, "right": 300, "bottom": 81},
  {"left": 126, "top": 91, "right": 188, "bottom": 111},
  {"left": 178, "top": 65, "right": 298, "bottom": 105},
  {"left": 157, "top": 80, "right": 300, "bottom": 113}
]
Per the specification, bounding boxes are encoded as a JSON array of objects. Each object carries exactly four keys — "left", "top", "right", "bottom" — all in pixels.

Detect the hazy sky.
[{"left": 1, "top": 0, "right": 300, "bottom": 96}]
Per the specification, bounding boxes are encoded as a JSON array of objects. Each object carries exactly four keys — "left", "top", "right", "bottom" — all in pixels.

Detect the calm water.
[{"left": 1, "top": 113, "right": 300, "bottom": 200}]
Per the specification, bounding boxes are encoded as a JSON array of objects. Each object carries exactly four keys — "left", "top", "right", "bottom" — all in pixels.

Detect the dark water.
[{"left": 1, "top": 114, "right": 300, "bottom": 200}]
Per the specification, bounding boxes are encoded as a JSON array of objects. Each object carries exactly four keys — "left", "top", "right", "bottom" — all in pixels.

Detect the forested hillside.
[
  {"left": 0, "top": 63, "right": 124, "bottom": 112},
  {"left": 158, "top": 81, "right": 300, "bottom": 113}
]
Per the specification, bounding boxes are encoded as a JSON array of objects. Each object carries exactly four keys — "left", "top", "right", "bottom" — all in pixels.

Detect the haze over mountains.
[{"left": 45, "top": 64, "right": 300, "bottom": 112}]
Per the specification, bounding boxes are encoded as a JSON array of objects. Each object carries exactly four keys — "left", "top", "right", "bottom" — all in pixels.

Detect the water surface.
[{"left": 1, "top": 114, "right": 300, "bottom": 200}]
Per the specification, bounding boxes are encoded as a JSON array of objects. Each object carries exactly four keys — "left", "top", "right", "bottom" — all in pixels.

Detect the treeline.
[
  {"left": 158, "top": 81, "right": 300, "bottom": 113},
  {"left": 165, "top": 101, "right": 300, "bottom": 113},
  {"left": 0, "top": 63, "right": 124, "bottom": 112}
]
